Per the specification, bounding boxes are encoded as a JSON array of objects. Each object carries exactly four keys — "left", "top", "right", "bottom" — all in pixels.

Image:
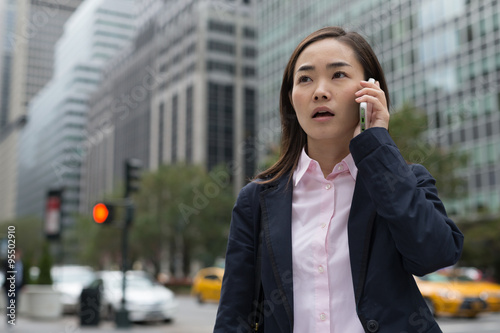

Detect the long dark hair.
[{"left": 255, "top": 26, "right": 390, "bottom": 184}]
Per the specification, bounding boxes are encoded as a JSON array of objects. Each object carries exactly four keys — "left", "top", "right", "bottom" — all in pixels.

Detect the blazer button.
[{"left": 367, "top": 319, "right": 379, "bottom": 332}]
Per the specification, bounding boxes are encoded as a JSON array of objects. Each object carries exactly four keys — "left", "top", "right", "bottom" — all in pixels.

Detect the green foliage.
[
  {"left": 37, "top": 242, "right": 53, "bottom": 285},
  {"left": 389, "top": 103, "right": 468, "bottom": 199},
  {"left": 1, "top": 216, "right": 43, "bottom": 283},
  {"left": 258, "top": 143, "right": 280, "bottom": 172},
  {"left": 1, "top": 216, "right": 43, "bottom": 262},
  {"left": 132, "top": 163, "right": 234, "bottom": 276},
  {"left": 22, "top": 257, "right": 33, "bottom": 285},
  {"left": 458, "top": 217, "right": 500, "bottom": 282},
  {"left": 73, "top": 213, "right": 122, "bottom": 269},
  {"left": 74, "top": 163, "right": 235, "bottom": 278}
]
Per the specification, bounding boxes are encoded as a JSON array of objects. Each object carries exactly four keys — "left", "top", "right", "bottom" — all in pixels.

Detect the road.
[
  {"left": 8, "top": 295, "right": 218, "bottom": 333},
  {"left": 437, "top": 313, "right": 500, "bottom": 333},
  {"left": 6, "top": 296, "right": 500, "bottom": 332}
]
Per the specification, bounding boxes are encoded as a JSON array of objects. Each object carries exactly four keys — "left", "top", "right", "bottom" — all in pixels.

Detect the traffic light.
[
  {"left": 93, "top": 203, "right": 115, "bottom": 224},
  {"left": 125, "top": 158, "right": 142, "bottom": 197}
]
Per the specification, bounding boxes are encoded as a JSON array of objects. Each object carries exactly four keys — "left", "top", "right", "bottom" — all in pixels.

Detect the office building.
[
  {"left": 0, "top": 0, "right": 82, "bottom": 222},
  {"left": 81, "top": 0, "right": 257, "bottom": 209},
  {"left": 0, "top": 0, "right": 16, "bottom": 130},
  {"left": 80, "top": 8, "right": 159, "bottom": 211},
  {"left": 256, "top": 0, "right": 500, "bottom": 217},
  {"left": 152, "top": 0, "right": 256, "bottom": 193},
  {"left": 16, "top": 0, "right": 136, "bottom": 234}
]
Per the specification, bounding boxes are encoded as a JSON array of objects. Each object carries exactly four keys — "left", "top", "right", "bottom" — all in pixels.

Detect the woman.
[{"left": 214, "top": 26, "right": 463, "bottom": 333}]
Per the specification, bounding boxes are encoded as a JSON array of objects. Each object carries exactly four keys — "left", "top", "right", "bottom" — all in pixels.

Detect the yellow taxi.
[
  {"left": 451, "top": 275, "right": 500, "bottom": 313},
  {"left": 415, "top": 272, "right": 488, "bottom": 318},
  {"left": 191, "top": 267, "right": 224, "bottom": 303}
]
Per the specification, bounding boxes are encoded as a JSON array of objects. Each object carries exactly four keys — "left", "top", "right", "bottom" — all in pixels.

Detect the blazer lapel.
[
  {"left": 259, "top": 175, "right": 294, "bottom": 328},
  {"left": 348, "top": 178, "right": 377, "bottom": 305}
]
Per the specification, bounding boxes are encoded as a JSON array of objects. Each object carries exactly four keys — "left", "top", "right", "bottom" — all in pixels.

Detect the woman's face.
[{"left": 291, "top": 38, "right": 365, "bottom": 145}]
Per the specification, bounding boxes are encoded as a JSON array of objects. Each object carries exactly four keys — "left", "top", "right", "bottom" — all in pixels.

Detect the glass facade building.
[
  {"left": 0, "top": 0, "right": 82, "bottom": 222},
  {"left": 256, "top": 0, "right": 500, "bottom": 218},
  {"left": 16, "top": 0, "right": 136, "bottom": 231},
  {"left": 0, "top": 0, "right": 16, "bottom": 130}
]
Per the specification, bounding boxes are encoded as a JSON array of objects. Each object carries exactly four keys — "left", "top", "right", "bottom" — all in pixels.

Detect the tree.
[
  {"left": 73, "top": 213, "right": 122, "bottom": 269},
  {"left": 457, "top": 215, "right": 500, "bottom": 282},
  {"left": 131, "top": 163, "right": 234, "bottom": 278},
  {"left": 1, "top": 216, "right": 43, "bottom": 283},
  {"left": 37, "top": 242, "right": 53, "bottom": 285}
]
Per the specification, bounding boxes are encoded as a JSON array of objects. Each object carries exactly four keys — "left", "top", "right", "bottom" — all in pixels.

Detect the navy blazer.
[{"left": 214, "top": 128, "right": 464, "bottom": 333}]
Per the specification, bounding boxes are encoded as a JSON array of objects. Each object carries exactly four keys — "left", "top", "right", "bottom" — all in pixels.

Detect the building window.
[
  {"left": 243, "top": 66, "right": 256, "bottom": 77},
  {"left": 208, "top": 20, "right": 235, "bottom": 34},
  {"left": 172, "top": 95, "right": 178, "bottom": 163},
  {"left": 243, "top": 27, "right": 256, "bottom": 38},
  {"left": 207, "top": 60, "right": 235, "bottom": 74},
  {"left": 158, "top": 103, "right": 164, "bottom": 165},
  {"left": 207, "top": 82, "right": 233, "bottom": 171},
  {"left": 244, "top": 88, "right": 256, "bottom": 179},
  {"left": 208, "top": 40, "right": 235, "bottom": 54},
  {"left": 243, "top": 46, "right": 257, "bottom": 58},
  {"left": 186, "top": 86, "right": 193, "bottom": 163}
]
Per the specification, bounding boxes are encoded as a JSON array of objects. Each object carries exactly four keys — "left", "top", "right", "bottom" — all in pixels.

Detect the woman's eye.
[
  {"left": 297, "top": 76, "right": 312, "bottom": 83},
  {"left": 333, "top": 71, "right": 347, "bottom": 79}
]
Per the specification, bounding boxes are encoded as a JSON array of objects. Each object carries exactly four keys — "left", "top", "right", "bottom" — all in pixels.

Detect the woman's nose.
[{"left": 313, "top": 83, "right": 331, "bottom": 101}]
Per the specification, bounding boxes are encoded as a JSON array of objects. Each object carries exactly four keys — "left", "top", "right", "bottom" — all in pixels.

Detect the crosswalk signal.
[
  {"left": 125, "top": 158, "right": 142, "bottom": 197},
  {"left": 93, "top": 203, "right": 115, "bottom": 224}
]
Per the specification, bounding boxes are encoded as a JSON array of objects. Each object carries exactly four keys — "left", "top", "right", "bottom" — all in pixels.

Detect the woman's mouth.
[{"left": 313, "top": 111, "right": 334, "bottom": 118}]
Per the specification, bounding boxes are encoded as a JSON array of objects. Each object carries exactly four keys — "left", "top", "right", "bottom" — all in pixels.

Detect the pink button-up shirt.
[{"left": 291, "top": 148, "right": 364, "bottom": 333}]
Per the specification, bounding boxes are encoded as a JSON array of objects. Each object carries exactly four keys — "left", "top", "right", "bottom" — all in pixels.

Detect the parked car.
[
  {"left": 93, "top": 270, "right": 177, "bottom": 323},
  {"left": 415, "top": 272, "right": 488, "bottom": 318},
  {"left": 191, "top": 267, "right": 224, "bottom": 303},
  {"left": 52, "top": 265, "right": 96, "bottom": 313},
  {"left": 449, "top": 274, "right": 500, "bottom": 313}
]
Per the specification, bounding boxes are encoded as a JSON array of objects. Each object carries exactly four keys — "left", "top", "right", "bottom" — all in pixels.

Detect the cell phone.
[{"left": 359, "top": 78, "right": 376, "bottom": 131}]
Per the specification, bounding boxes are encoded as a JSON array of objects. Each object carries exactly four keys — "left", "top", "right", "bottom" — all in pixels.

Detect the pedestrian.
[{"left": 213, "top": 26, "right": 464, "bottom": 333}]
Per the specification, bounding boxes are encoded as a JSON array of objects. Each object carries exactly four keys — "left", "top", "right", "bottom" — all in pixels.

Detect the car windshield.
[
  {"left": 453, "top": 275, "right": 475, "bottom": 282},
  {"left": 107, "top": 274, "right": 156, "bottom": 290},
  {"left": 420, "top": 273, "right": 449, "bottom": 282},
  {"left": 52, "top": 270, "right": 95, "bottom": 285}
]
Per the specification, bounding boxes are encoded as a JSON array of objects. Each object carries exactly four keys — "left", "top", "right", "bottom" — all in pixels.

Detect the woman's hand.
[{"left": 353, "top": 80, "right": 389, "bottom": 137}]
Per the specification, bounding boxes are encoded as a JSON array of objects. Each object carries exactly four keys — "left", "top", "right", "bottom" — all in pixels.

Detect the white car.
[
  {"left": 95, "top": 270, "right": 177, "bottom": 323},
  {"left": 52, "top": 265, "right": 96, "bottom": 313}
]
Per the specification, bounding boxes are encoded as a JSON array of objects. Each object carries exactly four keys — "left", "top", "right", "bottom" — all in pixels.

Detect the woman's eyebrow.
[
  {"left": 296, "top": 64, "right": 314, "bottom": 73},
  {"left": 326, "top": 61, "right": 352, "bottom": 69},
  {"left": 296, "top": 61, "right": 352, "bottom": 74}
]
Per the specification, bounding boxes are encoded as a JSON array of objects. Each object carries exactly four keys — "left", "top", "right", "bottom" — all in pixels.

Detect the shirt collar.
[
  {"left": 293, "top": 147, "right": 358, "bottom": 186},
  {"left": 343, "top": 153, "right": 358, "bottom": 180}
]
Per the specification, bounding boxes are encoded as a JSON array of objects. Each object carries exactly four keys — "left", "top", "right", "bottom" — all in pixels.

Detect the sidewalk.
[{"left": 4, "top": 316, "right": 172, "bottom": 333}]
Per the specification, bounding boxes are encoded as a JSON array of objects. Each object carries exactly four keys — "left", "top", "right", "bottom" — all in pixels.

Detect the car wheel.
[
  {"left": 197, "top": 293, "right": 205, "bottom": 304},
  {"left": 424, "top": 298, "right": 436, "bottom": 317}
]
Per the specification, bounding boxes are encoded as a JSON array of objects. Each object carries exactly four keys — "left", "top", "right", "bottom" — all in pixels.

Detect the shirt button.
[
  {"left": 320, "top": 313, "right": 326, "bottom": 321},
  {"left": 318, "top": 265, "right": 324, "bottom": 273},
  {"left": 325, "top": 184, "right": 331, "bottom": 190},
  {"left": 338, "top": 164, "right": 344, "bottom": 171},
  {"left": 321, "top": 223, "right": 326, "bottom": 229}
]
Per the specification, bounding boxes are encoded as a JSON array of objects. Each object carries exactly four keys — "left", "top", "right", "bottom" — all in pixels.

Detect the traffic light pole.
[
  {"left": 115, "top": 158, "right": 141, "bottom": 329},
  {"left": 115, "top": 200, "right": 133, "bottom": 328}
]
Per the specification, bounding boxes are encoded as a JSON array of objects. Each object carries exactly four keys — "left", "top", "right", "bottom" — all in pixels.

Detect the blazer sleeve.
[
  {"left": 214, "top": 182, "right": 259, "bottom": 333},
  {"left": 349, "top": 127, "right": 464, "bottom": 276}
]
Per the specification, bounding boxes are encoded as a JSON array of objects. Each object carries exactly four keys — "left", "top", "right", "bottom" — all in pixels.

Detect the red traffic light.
[{"left": 93, "top": 203, "right": 113, "bottom": 224}]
